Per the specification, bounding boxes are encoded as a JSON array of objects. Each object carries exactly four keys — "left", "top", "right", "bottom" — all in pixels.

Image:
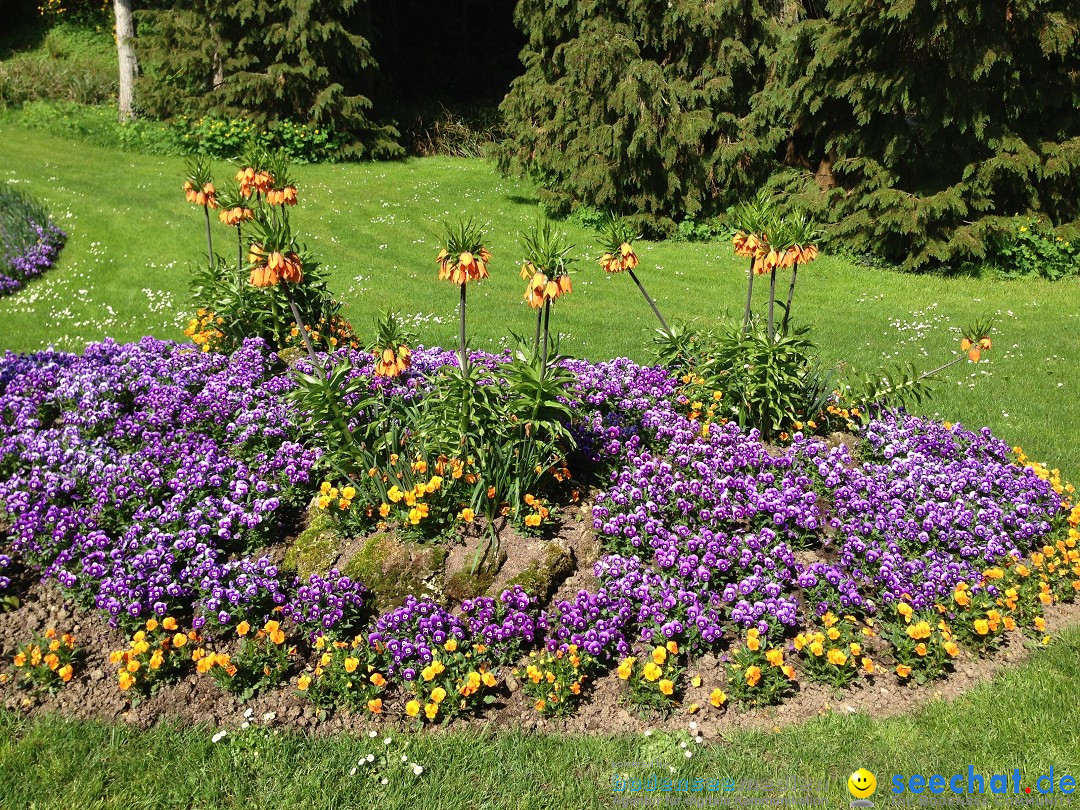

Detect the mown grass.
[
  {"left": 2, "top": 126, "right": 1076, "bottom": 477},
  {"left": 0, "top": 625, "right": 1078, "bottom": 809}
]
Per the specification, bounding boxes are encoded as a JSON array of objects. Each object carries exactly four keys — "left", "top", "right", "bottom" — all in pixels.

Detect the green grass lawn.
[
  {"left": 3, "top": 126, "right": 1076, "bottom": 477},
  {"left": 1, "top": 626, "right": 1078, "bottom": 809}
]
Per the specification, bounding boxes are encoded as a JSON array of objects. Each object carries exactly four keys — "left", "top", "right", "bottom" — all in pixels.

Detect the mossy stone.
[
  {"left": 277, "top": 346, "right": 306, "bottom": 368},
  {"left": 503, "top": 540, "right": 574, "bottom": 600},
  {"left": 342, "top": 533, "right": 446, "bottom": 611},
  {"left": 282, "top": 510, "right": 341, "bottom": 579}
]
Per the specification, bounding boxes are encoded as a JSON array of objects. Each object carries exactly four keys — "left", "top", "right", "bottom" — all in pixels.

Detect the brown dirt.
[
  {"left": 550, "top": 502, "right": 603, "bottom": 602},
  {"left": 2, "top": 524, "right": 1079, "bottom": 740}
]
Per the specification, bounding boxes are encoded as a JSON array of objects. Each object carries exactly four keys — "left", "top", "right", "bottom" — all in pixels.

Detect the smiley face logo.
[{"left": 848, "top": 768, "right": 877, "bottom": 800}]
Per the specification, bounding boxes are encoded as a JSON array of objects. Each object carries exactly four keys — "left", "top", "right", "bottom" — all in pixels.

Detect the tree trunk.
[
  {"left": 814, "top": 150, "right": 838, "bottom": 191},
  {"left": 113, "top": 0, "right": 138, "bottom": 122},
  {"left": 212, "top": 37, "right": 225, "bottom": 91}
]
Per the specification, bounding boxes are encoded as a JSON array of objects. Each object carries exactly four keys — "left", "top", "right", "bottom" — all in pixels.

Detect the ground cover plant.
[{"left": 2, "top": 334, "right": 1077, "bottom": 721}]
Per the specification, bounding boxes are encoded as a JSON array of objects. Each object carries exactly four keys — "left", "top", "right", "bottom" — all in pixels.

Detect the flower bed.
[
  {"left": 1, "top": 339, "right": 1077, "bottom": 726},
  {"left": 0, "top": 187, "right": 66, "bottom": 296}
]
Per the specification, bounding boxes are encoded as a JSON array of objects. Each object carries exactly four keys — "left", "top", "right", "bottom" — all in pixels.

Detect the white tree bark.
[{"left": 113, "top": 0, "right": 138, "bottom": 121}]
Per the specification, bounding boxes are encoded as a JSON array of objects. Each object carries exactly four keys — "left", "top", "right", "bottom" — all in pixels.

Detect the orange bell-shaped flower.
[
  {"left": 281, "top": 252, "right": 303, "bottom": 283},
  {"left": 253, "top": 171, "right": 274, "bottom": 195}
]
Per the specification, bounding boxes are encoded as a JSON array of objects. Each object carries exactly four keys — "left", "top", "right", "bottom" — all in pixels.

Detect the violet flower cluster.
[
  {"left": 540, "top": 585, "right": 636, "bottom": 661},
  {"left": 590, "top": 365, "right": 1066, "bottom": 642},
  {"left": 367, "top": 595, "right": 467, "bottom": 679},
  {"left": 592, "top": 415, "right": 831, "bottom": 638},
  {"left": 192, "top": 556, "right": 289, "bottom": 630},
  {"left": 0, "top": 340, "right": 1068, "bottom": 685},
  {"left": 459, "top": 586, "right": 540, "bottom": 663},
  {"left": 0, "top": 338, "right": 319, "bottom": 627},
  {"left": 825, "top": 412, "right": 1063, "bottom": 609},
  {"left": 564, "top": 357, "right": 681, "bottom": 468},
  {"left": 0, "top": 220, "right": 66, "bottom": 296},
  {"left": 593, "top": 555, "right": 726, "bottom": 650},
  {"left": 282, "top": 569, "right": 367, "bottom": 637}
]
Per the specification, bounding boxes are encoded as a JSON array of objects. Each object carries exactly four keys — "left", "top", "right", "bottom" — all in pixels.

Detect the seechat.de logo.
[{"left": 848, "top": 768, "right": 877, "bottom": 808}]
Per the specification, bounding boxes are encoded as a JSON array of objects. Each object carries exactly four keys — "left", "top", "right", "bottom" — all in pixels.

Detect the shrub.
[
  {"left": 398, "top": 103, "right": 503, "bottom": 159},
  {"left": 6, "top": 101, "right": 185, "bottom": 155},
  {"left": 136, "top": 0, "right": 402, "bottom": 161},
  {"left": 37, "top": 0, "right": 110, "bottom": 27},
  {"left": 0, "top": 21, "right": 115, "bottom": 109},
  {"left": 177, "top": 115, "right": 346, "bottom": 163},
  {"left": 989, "top": 216, "right": 1080, "bottom": 279},
  {"left": 758, "top": 0, "right": 1080, "bottom": 271},
  {"left": 0, "top": 55, "right": 114, "bottom": 108}
]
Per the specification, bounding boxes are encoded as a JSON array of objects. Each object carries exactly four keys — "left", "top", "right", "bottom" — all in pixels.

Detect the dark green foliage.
[
  {"left": 758, "top": 0, "right": 1080, "bottom": 270},
  {"left": 497, "top": 0, "right": 774, "bottom": 236},
  {"left": 137, "top": 0, "right": 402, "bottom": 160},
  {"left": 500, "top": 0, "right": 1080, "bottom": 267},
  {"left": 700, "top": 320, "right": 821, "bottom": 443}
]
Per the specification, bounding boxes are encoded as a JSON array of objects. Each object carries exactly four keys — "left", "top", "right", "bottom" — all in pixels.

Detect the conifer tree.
[
  {"left": 757, "top": 0, "right": 1080, "bottom": 269},
  {"left": 136, "top": 1, "right": 226, "bottom": 118},
  {"left": 497, "top": 0, "right": 774, "bottom": 235},
  {"left": 138, "top": 0, "right": 401, "bottom": 159}
]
